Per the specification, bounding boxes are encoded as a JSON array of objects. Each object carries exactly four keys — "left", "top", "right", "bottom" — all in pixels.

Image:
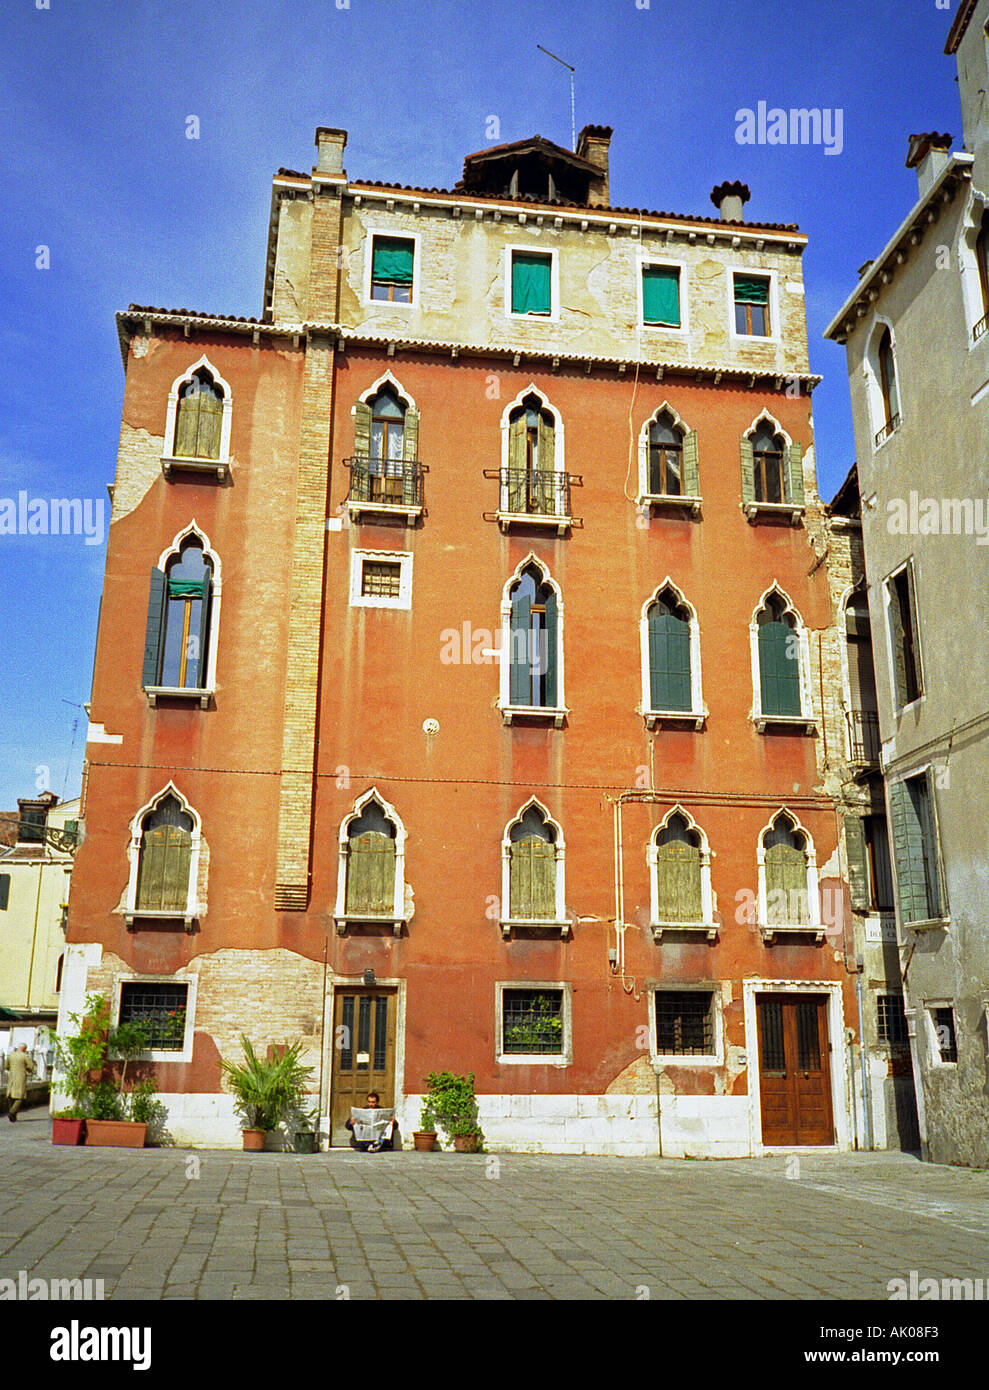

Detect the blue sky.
[{"left": 0, "top": 0, "right": 962, "bottom": 808}]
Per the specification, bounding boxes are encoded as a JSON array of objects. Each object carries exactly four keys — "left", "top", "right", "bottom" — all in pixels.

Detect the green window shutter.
[
  {"left": 758, "top": 620, "right": 801, "bottom": 716},
  {"left": 0, "top": 874, "right": 9, "bottom": 911},
  {"left": 765, "top": 844, "right": 810, "bottom": 923},
  {"left": 346, "top": 833, "right": 396, "bottom": 915},
  {"left": 354, "top": 402, "right": 372, "bottom": 457},
  {"left": 142, "top": 568, "right": 168, "bottom": 688},
  {"left": 887, "top": 780, "right": 927, "bottom": 924},
  {"left": 740, "top": 438, "right": 755, "bottom": 504},
  {"left": 196, "top": 392, "right": 223, "bottom": 460},
  {"left": 656, "top": 843, "right": 703, "bottom": 921},
  {"left": 511, "top": 253, "right": 552, "bottom": 314},
  {"left": 508, "top": 415, "right": 527, "bottom": 470},
  {"left": 536, "top": 412, "right": 555, "bottom": 472},
  {"left": 642, "top": 266, "right": 681, "bottom": 326},
  {"left": 784, "top": 442, "right": 804, "bottom": 505},
  {"left": 648, "top": 609, "right": 691, "bottom": 711},
  {"left": 844, "top": 816, "right": 871, "bottom": 912},
  {"left": 734, "top": 275, "right": 769, "bottom": 304},
  {"left": 194, "top": 572, "right": 212, "bottom": 688},
  {"left": 371, "top": 237, "right": 414, "bottom": 284},
  {"left": 161, "top": 827, "right": 192, "bottom": 911},
  {"left": 510, "top": 839, "right": 556, "bottom": 919},
  {"left": 543, "top": 587, "right": 559, "bottom": 708},
  {"left": 402, "top": 408, "right": 419, "bottom": 462},
  {"left": 682, "top": 429, "right": 700, "bottom": 497},
  {"left": 173, "top": 396, "right": 200, "bottom": 458},
  {"left": 509, "top": 588, "right": 531, "bottom": 705}
]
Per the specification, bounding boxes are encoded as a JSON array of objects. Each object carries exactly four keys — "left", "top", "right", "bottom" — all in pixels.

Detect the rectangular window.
[
  {"left": 930, "top": 1005, "right": 957, "bottom": 1063},
  {"left": 888, "top": 565, "right": 922, "bottom": 706},
  {"left": 370, "top": 236, "right": 414, "bottom": 302},
  {"left": 361, "top": 560, "right": 402, "bottom": 598},
  {"left": 18, "top": 806, "right": 47, "bottom": 843},
  {"left": 888, "top": 772, "right": 945, "bottom": 924},
  {"left": 502, "top": 988, "right": 564, "bottom": 1055},
  {"left": 655, "top": 990, "right": 714, "bottom": 1056},
  {"left": 733, "top": 274, "right": 770, "bottom": 336},
  {"left": 511, "top": 251, "right": 552, "bottom": 316},
  {"left": 349, "top": 550, "right": 412, "bottom": 610},
  {"left": 119, "top": 981, "right": 189, "bottom": 1051},
  {"left": 877, "top": 994, "right": 909, "bottom": 1046},
  {"left": 0, "top": 874, "right": 9, "bottom": 910},
  {"left": 864, "top": 814, "right": 895, "bottom": 911},
  {"left": 642, "top": 265, "right": 681, "bottom": 327}
]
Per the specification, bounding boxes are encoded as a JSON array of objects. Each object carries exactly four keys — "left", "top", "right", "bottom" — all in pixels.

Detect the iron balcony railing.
[
  {"left": 874, "top": 413, "right": 900, "bottom": 448},
  {"left": 847, "top": 708, "right": 881, "bottom": 765},
  {"left": 974, "top": 312, "right": 989, "bottom": 344},
  {"left": 497, "top": 468, "right": 572, "bottom": 518},
  {"left": 346, "top": 456, "right": 424, "bottom": 509}
]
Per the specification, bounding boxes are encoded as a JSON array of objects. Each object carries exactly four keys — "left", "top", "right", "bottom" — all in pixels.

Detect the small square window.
[
  {"left": 361, "top": 560, "right": 402, "bottom": 598},
  {"left": 930, "top": 1006, "right": 957, "bottom": 1063},
  {"left": 502, "top": 988, "right": 564, "bottom": 1055},
  {"left": 877, "top": 993, "right": 908, "bottom": 1046},
  {"left": 119, "top": 981, "right": 189, "bottom": 1052},
  {"left": 642, "top": 265, "right": 681, "bottom": 327},
  {"left": 349, "top": 550, "right": 412, "bottom": 610},
  {"left": 655, "top": 990, "right": 714, "bottom": 1056},
  {"left": 511, "top": 251, "right": 553, "bottom": 316},
  {"left": 734, "top": 274, "right": 771, "bottom": 336},
  {"left": 370, "top": 235, "right": 414, "bottom": 303}
]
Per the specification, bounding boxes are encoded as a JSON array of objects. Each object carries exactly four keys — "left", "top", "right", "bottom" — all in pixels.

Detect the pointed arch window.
[
  {"left": 349, "top": 382, "right": 423, "bottom": 519},
  {"left": 648, "top": 810, "right": 716, "bottom": 940},
  {"left": 976, "top": 209, "right": 989, "bottom": 322},
  {"left": 647, "top": 588, "right": 691, "bottom": 713},
  {"left": 502, "top": 395, "right": 570, "bottom": 521},
  {"left": 638, "top": 406, "right": 700, "bottom": 512},
  {"left": 345, "top": 799, "right": 397, "bottom": 917},
  {"left": 757, "top": 811, "right": 823, "bottom": 941},
  {"left": 758, "top": 594, "right": 800, "bottom": 716},
  {"left": 878, "top": 328, "right": 900, "bottom": 437},
  {"left": 507, "top": 564, "right": 559, "bottom": 712},
  {"left": 174, "top": 370, "right": 224, "bottom": 460},
  {"left": 136, "top": 795, "right": 194, "bottom": 913},
  {"left": 501, "top": 802, "right": 567, "bottom": 937},
  {"left": 649, "top": 413, "right": 684, "bottom": 497},
  {"left": 740, "top": 418, "right": 804, "bottom": 520},
  {"left": 142, "top": 535, "right": 215, "bottom": 700}
]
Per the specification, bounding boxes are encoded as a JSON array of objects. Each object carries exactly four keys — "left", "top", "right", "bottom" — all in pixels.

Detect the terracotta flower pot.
[
  {"left": 83, "top": 1120, "right": 147, "bottom": 1148},
  {"left": 413, "top": 1130, "right": 437, "bottom": 1152},
  {"left": 242, "top": 1128, "right": 266, "bottom": 1151},
  {"left": 453, "top": 1134, "right": 480, "bottom": 1153},
  {"left": 52, "top": 1118, "right": 86, "bottom": 1146}
]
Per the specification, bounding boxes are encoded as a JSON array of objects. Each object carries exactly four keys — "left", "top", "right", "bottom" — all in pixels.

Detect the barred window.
[
  {"left": 361, "top": 560, "right": 402, "bottom": 598},
  {"left": 119, "top": 982, "right": 189, "bottom": 1051},
  {"left": 502, "top": 988, "right": 564, "bottom": 1055},
  {"left": 877, "top": 994, "right": 908, "bottom": 1047},
  {"left": 655, "top": 990, "right": 714, "bottom": 1056}
]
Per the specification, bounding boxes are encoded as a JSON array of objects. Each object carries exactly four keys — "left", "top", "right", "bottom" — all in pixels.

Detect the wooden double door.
[
  {"left": 330, "top": 988, "right": 397, "bottom": 1146},
  {"left": 756, "top": 994, "right": 834, "bottom": 1146}
]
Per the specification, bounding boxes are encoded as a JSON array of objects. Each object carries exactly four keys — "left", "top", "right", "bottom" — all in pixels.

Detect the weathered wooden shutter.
[
  {"left": 142, "top": 568, "right": 168, "bottom": 688},
  {"left": 784, "top": 442, "right": 804, "bottom": 505},
  {"left": 765, "top": 844, "right": 809, "bottom": 923},
  {"left": 137, "top": 825, "right": 191, "bottom": 912},
  {"left": 759, "top": 620, "right": 801, "bottom": 716},
  {"left": 509, "top": 587, "right": 531, "bottom": 705},
  {"left": 510, "top": 839, "right": 556, "bottom": 919},
  {"left": 346, "top": 833, "right": 396, "bottom": 915},
  {"left": 682, "top": 429, "right": 700, "bottom": 497},
  {"left": 887, "top": 780, "right": 927, "bottom": 924},
  {"left": 173, "top": 395, "right": 199, "bottom": 458},
  {"left": 922, "top": 769, "right": 945, "bottom": 918},
  {"left": 888, "top": 582, "right": 908, "bottom": 707},
  {"left": 740, "top": 437, "right": 755, "bottom": 504},
  {"left": 656, "top": 842, "right": 703, "bottom": 921},
  {"left": 648, "top": 608, "right": 691, "bottom": 712},
  {"left": 194, "top": 572, "right": 213, "bottom": 688},
  {"left": 353, "top": 402, "right": 372, "bottom": 457},
  {"left": 537, "top": 413, "right": 555, "bottom": 473},
  {"left": 843, "top": 815, "right": 871, "bottom": 912},
  {"left": 543, "top": 588, "right": 558, "bottom": 708},
  {"left": 402, "top": 408, "right": 419, "bottom": 462},
  {"left": 508, "top": 415, "right": 526, "bottom": 470},
  {"left": 196, "top": 392, "right": 223, "bottom": 460}
]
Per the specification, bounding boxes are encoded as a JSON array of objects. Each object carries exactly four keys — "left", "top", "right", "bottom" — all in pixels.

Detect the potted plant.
[
  {"left": 51, "top": 1109, "right": 87, "bottom": 1146},
  {"left": 412, "top": 1101, "right": 438, "bottom": 1152},
  {"left": 53, "top": 994, "right": 156, "bottom": 1148},
  {"left": 292, "top": 1105, "right": 320, "bottom": 1154},
  {"left": 220, "top": 1036, "right": 315, "bottom": 1151},
  {"left": 424, "top": 1071, "right": 484, "bottom": 1153}
]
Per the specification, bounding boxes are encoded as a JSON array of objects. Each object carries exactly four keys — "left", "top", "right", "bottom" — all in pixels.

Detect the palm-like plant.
[{"left": 220, "top": 1035, "right": 314, "bottom": 1133}]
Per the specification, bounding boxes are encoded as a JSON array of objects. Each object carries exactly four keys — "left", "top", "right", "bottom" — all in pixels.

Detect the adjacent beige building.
[{"left": 0, "top": 791, "right": 77, "bottom": 1019}]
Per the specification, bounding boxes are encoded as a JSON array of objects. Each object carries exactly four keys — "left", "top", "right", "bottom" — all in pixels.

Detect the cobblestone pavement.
[{"left": 2, "top": 1106, "right": 988, "bottom": 1301}]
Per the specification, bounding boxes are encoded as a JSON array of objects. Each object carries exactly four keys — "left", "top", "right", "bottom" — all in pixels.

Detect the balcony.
[
  {"left": 484, "top": 468, "right": 581, "bottom": 536},
  {"left": 874, "top": 413, "right": 900, "bottom": 449},
  {"left": 847, "top": 709, "right": 881, "bottom": 772},
  {"left": 345, "top": 457, "right": 425, "bottom": 524},
  {"left": 974, "top": 312, "right": 989, "bottom": 344}
]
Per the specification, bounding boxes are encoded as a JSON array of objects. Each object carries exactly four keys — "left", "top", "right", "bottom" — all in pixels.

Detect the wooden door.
[
  {"left": 330, "top": 990, "right": 397, "bottom": 1146},
  {"left": 756, "top": 994, "right": 834, "bottom": 1145}
]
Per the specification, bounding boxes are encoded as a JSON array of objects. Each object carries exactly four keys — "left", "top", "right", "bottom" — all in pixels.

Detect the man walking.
[{"left": 6, "top": 1044, "right": 36, "bottom": 1121}]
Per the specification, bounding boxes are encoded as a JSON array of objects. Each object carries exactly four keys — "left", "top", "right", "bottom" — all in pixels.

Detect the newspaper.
[{"left": 350, "top": 1107, "right": 395, "bottom": 1144}]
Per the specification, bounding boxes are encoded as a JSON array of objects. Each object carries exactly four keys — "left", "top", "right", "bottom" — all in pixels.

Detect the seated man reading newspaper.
[{"left": 346, "top": 1091, "right": 397, "bottom": 1151}]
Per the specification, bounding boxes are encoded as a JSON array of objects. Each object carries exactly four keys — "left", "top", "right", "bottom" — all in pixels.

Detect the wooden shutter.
[
  {"left": 0, "top": 874, "right": 9, "bottom": 911},
  {"left": 785, "top": 442, "right": 804, "bottom": 505},
  {"left": 508, "top": 414, "right": 526, "bottom": 470},
  {"left": 537, "top": 413, "right": 555, "bottom": 473},
  {"left": 543, "top": 587, "right": 559, "bottom": 708},
  {"left": 142, "top": 568, "right": 168, "bottom": 688},
  {"left": 648, "top": 608, "right": 691, "bottom": 712},
  {"left": 758, "top": 620, "right": 801, "bottom": 716},
  {"left": 194, "top": 572, "right": 213, "bottom": 688},
  {"left": 656, "top": 842, "right": 703, "bottom": 921},
  {"left": 740, "top": 438, "right": 755, "bottom": 504},
  {"left": 196, "top": 392, "right": 223, "bottom": 460},
  {"left": 765, "top": 844, "right": 810, "bottom": 923},
  {"left": 888, "top": 581, "right": 908, "bottom": 707},
  {"left": 906, "top": 565, "right": 922, "bottom": 696},
  {"left": 346, "top": 833, "right": 396, "bottom": 915},
  {"left": 137, "top": 825, "right": 191, "bottom": 912},
  {"left": 509, "top": 587, "right": 531, "bottom": 705},
  {"left": 922, "top": 769, "right": 946, "bottom": 918},
  {"left": 173, "top": 395, "right": 199, "bottom": 458},
  {"left": 887, "top": 780, "right": 927, "bottom": 924},
  {"left": 510, "top": 839, "right": 556, "bottom": 919},
  {"left": 353, "top": 402, "right": 372, "bottom": 457},
  {"left": 682, "top": 429, "right": 700, "bottom": 497},
  {"left": 402, "top": 408, "right": 419, "bottom": 462},
  {"left": 844, "top": 816, "right": 871, "bottom": 912}
]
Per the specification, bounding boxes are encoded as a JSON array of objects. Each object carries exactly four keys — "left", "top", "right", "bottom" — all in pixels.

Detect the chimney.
[
  {"left": 576, "top": 124, "right": 612, "bottom": 207},
  {"left": 314, "top": 127, "right": 348, "bottom": 177},
  {"left": 905, "top": 132, "right": 952, "bottom": 199},
  {"left": 710, "top": 180, "right": 751, "bottom": 223}
]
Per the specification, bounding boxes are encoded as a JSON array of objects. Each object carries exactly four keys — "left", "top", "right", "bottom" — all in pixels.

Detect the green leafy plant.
[
  {"left": 220, "top": 1036, "right": 315, "bottom": 1133},
  {"left": 423, "top": 1071, "right": 484, "bottom": 1145},
  {"left": 53, "top": 994, "right": 157, "bottom": 1123},
  {"left": 504, "top": 995, "right": 563, "bottom": 1053},
  {"left": 129, "top": 1078, "right": 166, "bottom": 1129},
  {"left": 417, "top": 1101, "right": 437, "bottom": 1133}
]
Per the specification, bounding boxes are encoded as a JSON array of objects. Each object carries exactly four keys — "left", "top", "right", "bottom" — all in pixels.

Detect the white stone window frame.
[
  {"left": 161, "top": 356, "right": 233, "bottom": 478},
  {"left": 499, "top": 383, "right": 566, "bottom": 473},
  {"left": 741, "top": 409, "right": 804, "bottom": 524},
  {"left": 864, "top": 314, "right": 903, "bottom": 452},
  {"left": 111, "top": 972, "right": 197, "bottom": 1065},
  {"left": 333, "top": 786, "right": 409, "bottom": 934},
  {"left": 636, "top": 400, "right": 701, "bottom": 515},
  {"left": 748, "top": 583, "right": 816, "bottom": 733},
  {"left": 886, "top": 759, "right": 949, "bottom": 933},
  {"left": 648, "top": 983, "right": 723, "bottom": 1065},
  {"left": 362, "top": 227, "right": 421, "bottom": 310},
  {"left": 499, "top": 797, "right": 568, "bottom": 938},
  {"left": 144, "top": 521, "right": 222, "bottom": 707},
  {"left": 647, "top": 804, "right": 716, "bottom": 941},
  {"left": 349, "top": 549, "right": 413, "bottom": 611},
  {"left": 123, "top": 782, "right": 203, "bottom": 932},
  {"left": 836, "top": 579, "right": 873, "bottom": 762},
  {"left": 637, "top": 252, "right": 689, "bottom": 336},
  {"left": 505, "top": 242, "right": 560, "bottom": 324},
  {"left": 755, "top": 806, "right": 824, "bottom": 942},
  {"left": 349, "top": 372, "right": 423, "bottom": 524},
  {"left": 924, "top": 1000, "right": 958, "bottom": 1067},
  {"left": 956, "top": 190, "right": 989, "bottom": 348},
  {"left": 495, "top": 979, "right": 572, "bottom": 1066},
  {"left": 727, "top": 265, "right": 780, "bottom": 346},
  {"left": 639, "top": 578, "right": 707, "bottom": 730},
  {"left": 497, "top": 553, "right": 568, "bottom": 726},
  {"left": 882, "top": 556, "right": 925, "bottom": 715}
]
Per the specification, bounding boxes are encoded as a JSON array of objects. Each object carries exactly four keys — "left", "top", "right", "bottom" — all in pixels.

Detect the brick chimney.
[
  {"left": 315, "top": 127, "right": 348, "bottom": 176},
  {"left": 710, "top": 180, "right": 751, "bottom": 223},
  {"left": 906, "top": 132, "right": 952, "bottom": 199},
  {"left": 576, "top": 124, "right": 612, "bottom": 207}
]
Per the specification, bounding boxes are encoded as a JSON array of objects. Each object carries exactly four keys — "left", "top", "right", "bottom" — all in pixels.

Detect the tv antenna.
[{"left": 536, "top": 45, "right": 575, "bottom": 151}]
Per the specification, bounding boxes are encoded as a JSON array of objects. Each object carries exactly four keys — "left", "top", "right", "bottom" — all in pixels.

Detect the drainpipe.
[
  {"left": 318, "top": 937, "right": 329, "bottom": 1151},
  {"left": 846, "top": 1028, "right": 859, "bottom": 1149},
  {"left": 651, "top": 1060, "right": 664, "bottom": 1158},
  {"left": 854, "top": 957, "right": 874, "bottom": 1150}
]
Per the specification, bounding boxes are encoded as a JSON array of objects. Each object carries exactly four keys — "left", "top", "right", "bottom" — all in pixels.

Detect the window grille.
[
  {"left": 502, "top": 989, "right": 564, "bottom": 1054},
  {"left": 119, "top": 982, "right": 188, "bottom": 1050},
  {"left": 877, "top": 994, "right": 909, "bottom": 1047},
  {"left": 361, "top": 561, "right": 402, "bottom": 598},
  {"left": 655, "top": 991, "right": 713, "bottom": 1056}
]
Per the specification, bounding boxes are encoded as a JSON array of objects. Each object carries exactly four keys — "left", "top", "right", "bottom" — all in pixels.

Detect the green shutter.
[
  {"left": 142, "top": 568, "right": 168, "bottom": 688},
  {"left": 766, "top": 844, "right": 810, "bottom": 923},
  {"left": 511, "top": 253, "right": 552, "bottom": 314},
  {"left": 734, "top": 276, "right": 769, "bottom": 304},
  {"left": 371, "top": 237, "right": 414, "bottom": 284},
  {"left": 648, "top": 609, "right": 691, "bottom": 712},
  {"left": 785, "top": 442, "right": 804, "bottom": 505},
  {"left": 194, "top": 572, "right": 212, "bottom": 688},
  {"left": 844, "top": 816, "right": 871, "bottom": 912},
  {"left": 509, "top": 588, "right": 531, "bottom": 705},
  {"left": 173, "top": 396, "right": 199, "bottom": 458},
  {"left": 543, "top": 587, "right": 558, "bottom": 708},
  {"left": 196, "top": 391, "right": 223, "bottom": 460},
  {"left": 402, "top": 408, "right": 419, "bottom": 462},
  {"left": 740, "top": 438, "right": 755, "bottom": 504},
  {"left": 354, "top": 402, "right": 372, "bottom": 458},
  {"left": 656, "top": 842, "right": 702, "bottom": 921},
  {"left": 508, "top": 414, "right": 526, "bottom": 470},
  {"left": 161, "top": 827, "right": 191, "bottom": 911},
  {"left": 510, "top": 839, "right": 556, "bottom": 919},
  {"left": 346, "top": 833, "right": 396, "bottom": 915},
  {"left": 682, "top": 430, "right": 700, "bottom": 497},
  {"left": 642, "top": 266, "right": 681, "bottom": 326},
  {"left": 759, "top": 620, "right": 801, "bottom": 716},
  {"left": 536, "top": 412, "right": 554, "bottom": 473},
  {"left": 0, "top": 874, "right": 9, "bottom": 911},
  {"left": 887, "top": 780, "right": 927, "bottom": 924}
]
